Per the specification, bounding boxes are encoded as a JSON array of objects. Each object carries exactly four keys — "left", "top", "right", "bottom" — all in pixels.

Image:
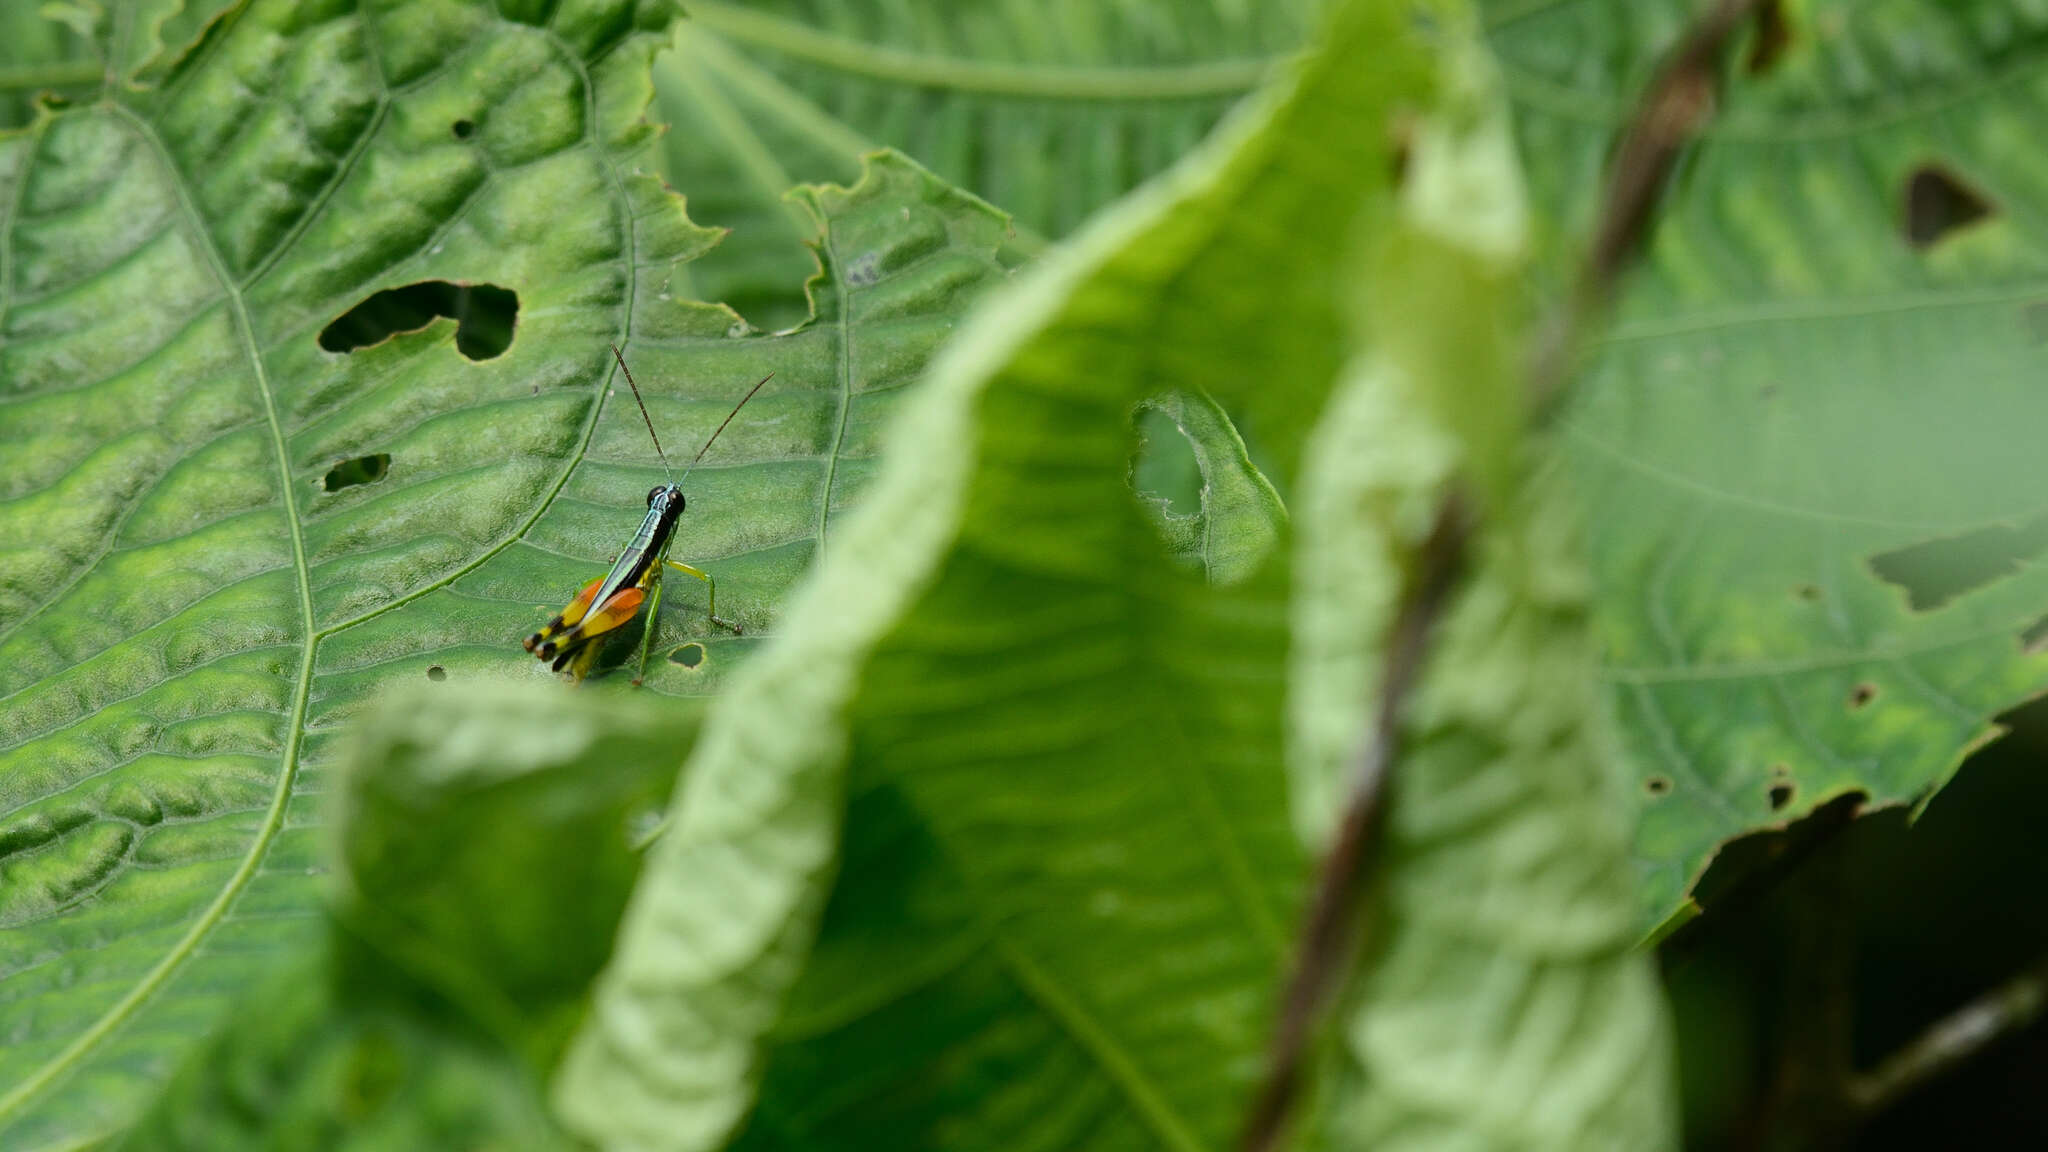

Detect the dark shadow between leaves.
[{"left": 1744, "top": 0, "right": 1791, "bottom": 74}]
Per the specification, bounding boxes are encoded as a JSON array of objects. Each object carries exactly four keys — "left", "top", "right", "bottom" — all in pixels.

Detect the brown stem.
[
  {"left": 1756, "top": 834, "right": 1856, "bottom": 1151},
  {"left": 1239, "top": 496, "right": 1470, "bottom": 1152},
  {"left": 1241, "top": 3, "right": 1778, "bottom": 1145},
  {"left": 1529, "top": 0, "right": 1775, "bottom": 420},
  {"left": 1847, "top": 956, "right": 2048, "bottom": 1117}
]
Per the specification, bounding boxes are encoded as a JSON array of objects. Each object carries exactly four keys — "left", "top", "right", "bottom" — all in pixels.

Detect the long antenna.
[
  {"left": 610, "top": 345, "right": 673, "bottom": 482},
  {"left": 678, "top": 369, "right": 776, "bottom": 485}
]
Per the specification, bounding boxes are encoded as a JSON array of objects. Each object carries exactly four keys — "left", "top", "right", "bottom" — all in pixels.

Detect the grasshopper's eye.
[{"left": 646, "top": 485, "right": 664, "bottom": 507}]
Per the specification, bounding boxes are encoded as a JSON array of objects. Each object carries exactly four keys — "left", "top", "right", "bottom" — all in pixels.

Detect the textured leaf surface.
[
  {"left": 0, "top": 1, "right": 1008, "bottom": 1141},
  {"left": 651, "top": 0, "right": 1318, "bottom": 326},
  {"left": 1296, "top": 35, "right": 1674, "bottom": 1147},
  {"left": 113, "top": 681, "right": 694, "bottom": 1151},
  {"left": 1485, "top": 0, "right": 2048, "bottom": 935},
  {"left": 558, "top": 2, "right": 1437, "bottom": 1149}
]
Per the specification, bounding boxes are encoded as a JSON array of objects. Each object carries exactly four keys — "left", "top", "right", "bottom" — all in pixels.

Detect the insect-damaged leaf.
[
  {"left": 0, "top": 0, "right": 1010, "bottom": 1141},
  {"left": 649, "top": 0, "right": 1320, "bottom": 326},
  {"left": 1483, "top": 0, "right": 2048, "bottom": 936}
]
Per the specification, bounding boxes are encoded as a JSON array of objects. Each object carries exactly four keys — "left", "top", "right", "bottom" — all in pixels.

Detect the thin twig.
[
  {"left": 1239, "top": 2, "right": 1779, "bottom": 1147},
  {"left": 1847, "top": 956, "right": 2048, "bottom": 1116},
  {"left": 1529, "top": 0, "right": 1775, "bottom": 421},
  {"left": 1239, "top": 495, "right": 1470, "bottom": 1152}
]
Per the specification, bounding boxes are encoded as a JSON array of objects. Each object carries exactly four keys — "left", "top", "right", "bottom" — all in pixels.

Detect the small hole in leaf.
[
  {"left": 1745, "top": 0, "right": 1791, "bottom": 75},
  {"left": 323, "top": 453, "right": 390, "bottom": 492},
  {"left": 1645, "top": 776, "right": 1672, "bottom": 796},
  {"left": 451, "top": 118, "right": 474, "bottom": 139},
  {"left": 1131, "top": 405, "right": 1201, "bottom": 517},
  {"left": 1768, "top": 781, "right": 1795, "bottom": 810},
  {"left": 668, "top": 643, "right": 705, "bottom": 669},
  {"left": 426, "top": 665, "right": 447, "bottom": 682},
  {"left": 318, "top": 281, "right": 518, "bottom": 361},
  {"left": 2023, "top": 301, "right": 2048, "bottom": 346},
  {"left": 2022, "top": 616, "right": 2048, "bottom": 654},
  {"left": 1793, "top": 584, "right": 1821, "bottom": 602},
  {"left": 1902, "top": 165, "right": 1996, "bottom": 250},
  {"left": 1849, "top": 682, "right": 1878, "bottom": 709}
]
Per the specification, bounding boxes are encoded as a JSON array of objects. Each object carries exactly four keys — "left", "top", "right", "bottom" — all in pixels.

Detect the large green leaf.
[
  {"left": 1485, "top": 0, "right": 2048, "bottom": 935},
  {"left": 651, "top": 0, "right": 1318, "bottom": 327},
  {"left": 0, "top": 1, "right": 1012, "bottom": 1142}
]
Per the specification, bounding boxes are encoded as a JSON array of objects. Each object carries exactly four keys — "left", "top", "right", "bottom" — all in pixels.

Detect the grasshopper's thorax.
[{"left": 607, "top": 483, "right": 686, "bottom": 588}]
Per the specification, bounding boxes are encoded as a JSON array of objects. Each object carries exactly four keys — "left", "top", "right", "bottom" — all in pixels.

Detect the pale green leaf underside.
[
  {"left": 0, "top": 0, "right": 1011, "bottom": 1142},
  {"left": 1485, "top": 0, "right": 2048, "bottom": 934},
  {"left": 1303, "top": 31, "right": 1673, "bottom": 1145}
]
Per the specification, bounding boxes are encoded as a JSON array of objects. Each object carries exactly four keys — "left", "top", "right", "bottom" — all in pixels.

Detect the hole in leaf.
[
  {"left": 322, "top": 453, "right": 390, "bottom": 492},
  {"left": 1131, "top": 405, "right": 1201, "bottom": 517},
  {"left": 1744, "top": 0, "right": 1791, "bottom": 74},
  {"left": 1902, "top": 165, "right": 1996, "bottom": 250},
  {"left": 451, "top": 118, "right": 474, "bottom": 139},
  {"left": 1869, "top": 515, "right": 2048, "bottom": 611},
  {"left": 667, "top": 643, "right": 705, "bottom": 669},
  {"left": 1646, "top": 775, "right": 1672, "bottom": 797},
  {"left": 319, "top": 281, "right": 518, "bottom": 361},
  {"left": 1388, "top": 119, "right": 1414, "bottom": 186},
  {"left": 426, "top": 665, "right": 447, "bottom": 682},
  {"left": 1768, "top": 781, "right": 1795, "bottom": 810},
  {"left": 2024, "top": 300, "right": 2048, "bottom": 345},
  {"left": 2024, "top": 616, "right": 2048, "bottom": 654},
  {"left": 1849, "top": 682, "right": 1878, "bottom": 710}
]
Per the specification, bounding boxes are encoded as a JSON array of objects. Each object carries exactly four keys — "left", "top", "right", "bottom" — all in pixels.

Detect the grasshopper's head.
[{"left": 646, "top": 483, "right": 685, "bottom": 513}]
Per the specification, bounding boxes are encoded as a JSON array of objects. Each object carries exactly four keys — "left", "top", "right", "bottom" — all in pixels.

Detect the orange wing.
[
  {"left": 525, "top": 575, "right": 605, "bottom": 654},
  {"left": 531, "top": 585, "right": 648, "bottom": 676}
]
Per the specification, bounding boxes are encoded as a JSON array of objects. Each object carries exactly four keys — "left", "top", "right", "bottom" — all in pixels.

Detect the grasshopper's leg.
[
  {"left": 664, "top": 559, "right": 742, "bottom": 635},
  {"left": 632, "top": 568, "right": 665, "bottom": 686}
]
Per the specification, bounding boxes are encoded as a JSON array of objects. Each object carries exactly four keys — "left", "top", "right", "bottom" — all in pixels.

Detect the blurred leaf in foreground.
[
  {"left": 115, "top": 681, "right": 696, "bottom": 1150},
  {"left": 1296, "top": 29, "right": 1675, "bottom": 1148}
]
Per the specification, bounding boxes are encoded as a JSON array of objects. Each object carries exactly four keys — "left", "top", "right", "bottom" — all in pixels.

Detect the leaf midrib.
[{"left": 0, "top": 17, "right": 645, "bottom": 1114}]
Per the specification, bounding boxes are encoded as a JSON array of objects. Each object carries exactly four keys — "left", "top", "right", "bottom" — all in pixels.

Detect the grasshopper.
[{"left": 525, "top": 346, "right": 771, "bottom": 682}]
